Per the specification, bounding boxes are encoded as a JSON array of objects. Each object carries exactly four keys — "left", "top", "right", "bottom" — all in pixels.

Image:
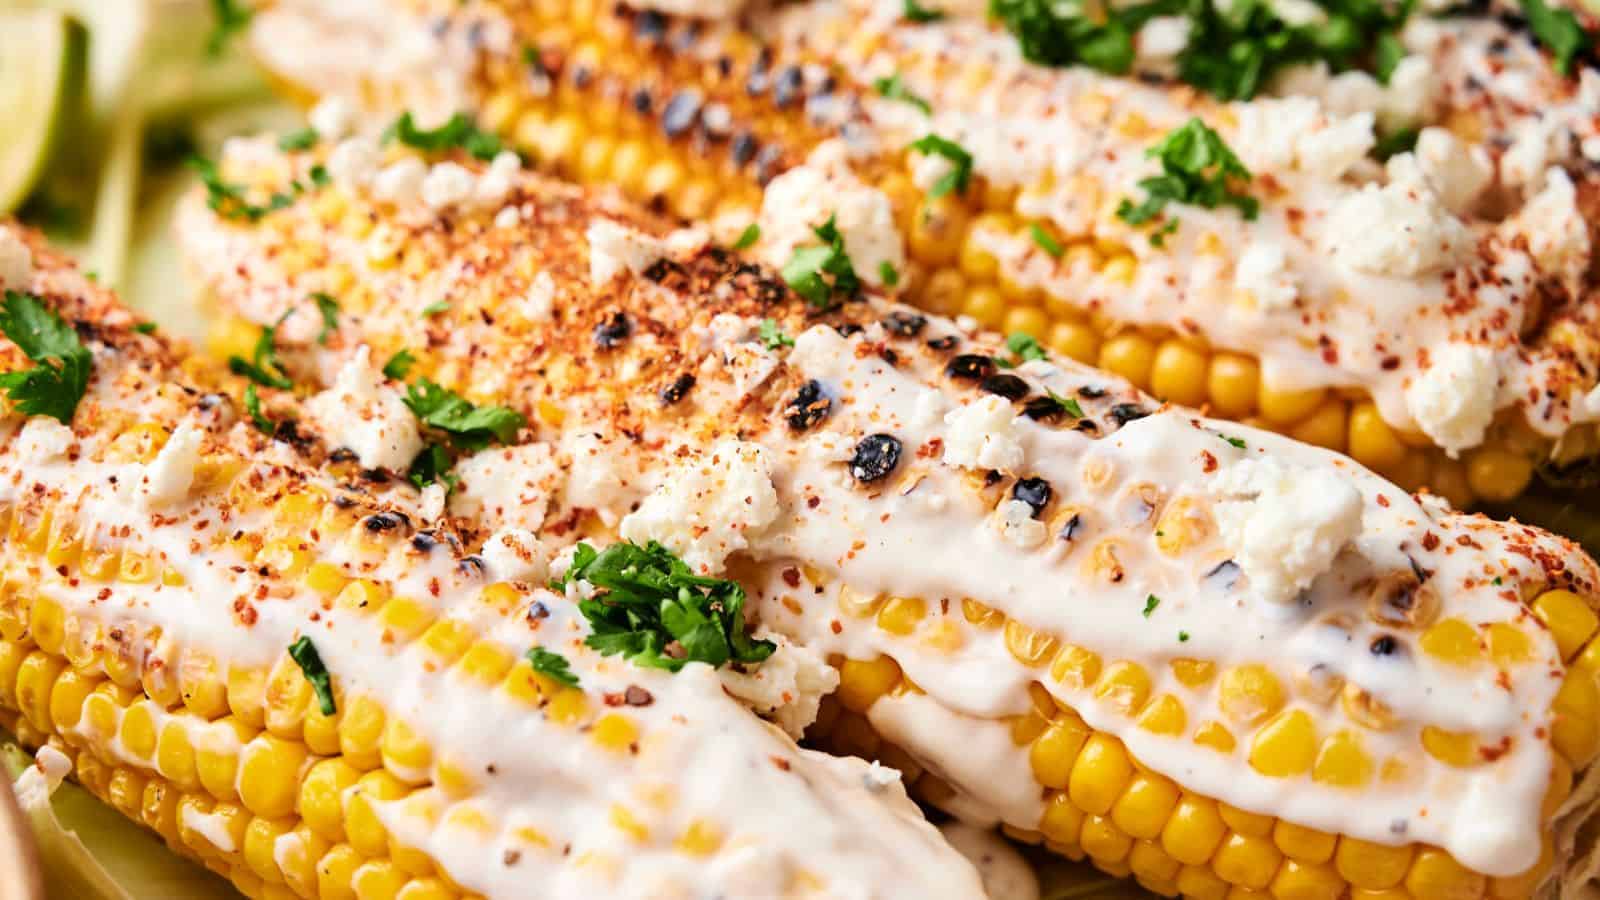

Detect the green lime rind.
[{"left": 0, "top": 10, "right": 89, "bottom": 216}]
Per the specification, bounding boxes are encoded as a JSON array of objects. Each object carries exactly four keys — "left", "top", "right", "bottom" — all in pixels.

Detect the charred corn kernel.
[
  {"left": 1213, "top": 832, "right": 1283, "bottom": 891},
  {"left": 837, "top": 656, "right": 902, "bottom": 713},
  {"left": 1534, "top": 590, "right": 1598, "bottom": 662},
  {"left": 1052, "top": 644, "right": 1104, "bottom": 690},
  {"left": 1249, "top": 710, "right": 1318, "bottom": 777},
  {"left": 1219, "top": 665, "right": 1287, "bottom": 728},
  {"left": 1030, "top": 717, "right": 1091, "bottom": 788},
  {"left": 876, "top": 595, "right": 927, "bottom": 636},
  {"left": 1069, "top": 733, "right": 1133, "bottom": 816},
  {"left": 1094, "top": 661, "right": 1153, "bottom": 716},
  {"left": 1005, "top": 620, "right": 1060, "bottom": 667},
  {"left": 1111, "top": 772, "right": 1180, "bottom": 840}
]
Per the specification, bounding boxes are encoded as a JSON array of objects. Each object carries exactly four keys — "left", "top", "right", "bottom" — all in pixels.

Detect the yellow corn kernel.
[
  {"left": 376, "top": 597, "right": 435, "bottom": 643},
  {"left": 1465, "top": 446, "right": 1533, "bottom": 504},
  {"left": 243, "top": 815, "right": 294, "bottom": 883},
  {"left": 237, "top": 734, "right": 309, "bottom": 818},
  {"left": 1207, "top": 353, "right": 1260, "bottom": 419},
  {"left": 836, "top": 656, "right": 902, "bottom": 713},
  {"left": 1179, "top": 864, "right": 1232, "bottom": 900},
  {"left": 381, "top": 717, "right": 434, "bottom": 782},
  {"left": 179, "top": 650, "right": 229, "bottom": 720},
  {"left": 352, "top": 860, "right": 409, "bottom": 900},
  {"left": 1405, "top": 848, "right": 1486, "bottom": 900},
  {"left": 1068, "top": 733, "right": 1133, "bottom": 816},
  {"left": 1272, "top": 822, "right": 1337, "bottom": 865},
  {"left": 547, "top": 685, "right": 588, "bottom": 726},
  {"left": 195, "top": 716, "right": 250, "bottom": 802},
  {"left": 28, "top": 597, "right": 65, "bottom": 655},
  {"left": 1248, "top": 709, "right": 1318, "bottom": 777},
  {"left": 1099, "top": 333, "right": 1157, "bottom": 390},
  {"left": 227, "top": 665, "right": 267, "bottom": 729},
  {"left": 592, "top": 713, "right": 640, "bottom": 754},
  {"left": 304, "top": 562, "right": 349, "bottom": 597},
  {"left": 1552, "top": 669, "right": 1600, "bottom": 766},
  {"left": 1111, "top": 771, "right": 1179, "bottom": 840},
  {"left": 1193, "top": 721, "right": 1237, "bottom": 754},
  {"left": 1005, "top": 619, "right": 1060, "bottom": 667},
  {"left": 1419, "top": 618, "right": 1483, "bottom": 666},
  {"left": 419, "top": 618, "right": 476, "bottom": 666},
  {"left": 1258, "top": 382, "right": 1325, "bottom": 426},
  {"left": 1030, "top": 716, "right": 1091, "bottom": 789},
  {"left": 960, "top": 598, "right": 1005, "bottom": 629},
  {"left": 1080, "top": 813, "right": 1133, "bottom": 863},
  {"left": 301, "top": 757, "right": 361, "bottom": 842},
  {"left": 876, "top": 595, "right": 927, "bottom": 636},
  {"left": 1534, "top": 590, "right": 1598, "bottom": 662},
  {"left": 1130, "top": 838, "right": 1181, "bottom": 884},
  {"left": 1213, "top": 832, "right": 1283, "bottom": 891},
  {"left": 1171, "top": 659, "right": 1216, "bottom": 688},
  {"left": 1052, "top": 644, "right": 1104, "bottom": 691},
  {"left": 117, "top": 699, "right": 159, "bottom": 761},
  {"left": 340, "top": 693, "right": 387, "bottom": 770},
  {"left": 1290, "top": 400, "right": 1349, "bottom": 452},
  {"left": 1161, "top": 793, "right": 1228, "bottom": 865},
  {"left": 1218, "top": 665, "right": 1286, "bottom": 728},
  {"left": 316, "top": 844, "right": 363, "bottom": 900},
  {"left": 1093, "top": 661, "right": 1153, "bottom": 716},
  {"left": 140, "top": 780, "right": 180, "bottom": 843},
  {"left": 1039, "top": 790, "right": 1087, "bottom": 847},
  {"left": 156, "top": 720, "right": 200, "bottom": 791},
  {"left": 1336, "top": 838, "right": 1413, "bottom": 890},
  {"left": 1487, "top": 624, "right": 1535, "bottom": 667},
  {"left": 336, "top": 579, "right": 389, "bottom": 613},
  {"left": 1137, "top": 694, "right": 1187, "bottom": 736},
  {"left": 1421, "top": 726, "right": 1482, "bottom": 768},
  {"left": 1312, "top": 728, "right": 1375, "bottom": 789},
  {"left": 610, "top": 804, "right": 650, "bottom": 843},
  {"left": 1272, "top": 859, "right": 1345, "bottom": 900},
  {"left": 107, "top": 768, "right": 147, "bottom": 818},
  {"left": 1150, "top": 340, "right": 1210, "bottom": 407},
  {"left": 47, "top": 668, "right": 97, "bottom": 734},
  {"left": 676, "top": 819, "right": 723, "bottom": 857},
  {"left": 346, "top": 769, "right": 408, "bottom": 857},
  {"left": 457, "top": 640, "right": 516, "bottom": 686},
  {"left": 264, "top": 656, "right": 313, "bottom": 740}
]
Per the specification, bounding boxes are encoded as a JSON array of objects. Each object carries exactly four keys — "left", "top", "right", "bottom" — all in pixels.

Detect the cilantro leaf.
[
  {"left": 526, "top": 647, "right": 581, "bottom": 687},
  {"left": 989, "top": 0, "right": 1178, "bottom": 74},
  {"left": 879, "top": 261, "right": 900, "bottom": 287},
  {"left": 1218, "top": 432, "right": 1247, "bottom": 449},
  {"left": 277, "top": 127, "right": 319, "bottom": 152},
  {"left": 406, "top": 443, "right": 459, "bottom": 492},
  {"left": 243, "top": 384, "right": 277, "bottom": 435},
  {"left": 908, "top": 134, "right": 974, "bottom": 198},
  {"left": 189, "top": 156, "right": 294, "bottom": 222},
  {"left": 872, "top": 73, "right": 932, "bottom": 114},
  {"left": 133, "top": 322, "right": 159, "bottom": 335},
  {"left": 563, "top": 541, "right": 776, "bottom": 672},
  {"left": 1373, "top": 127, "right": 1420, "bottom": 161},
  {"left": 227, "top": 311, "right": 293, "bottom": 390},
  {"left": 312, "top": 293, "right": 339, "bottom": 345},
  {"left": 402, "top": 379, "right": 525, "bottom": 450},
  {"left": 421, "top": 300, "right": 450, "bottom": 318},
  {"left": 1007, "top": 331, "right": 1049, "bottom": 363},
  {"left": 1522, "top": 0, "right": 1590, "bottom": 75},
  {"left": 382, "top": 349, "right": 417, "bottom": 381},
  {"left": 1046, "top": 388, "right": 1085, "bottom": 418},
  {"left": 904, "top": 0, "right": 946, "bottom": 21},
  {"left": 1030, "top": 223, "right": 1065, "bottom": 258},
  {"left": 732, "top": 223, "right": 761, "bottom": 250},
  {"left": 1142, "top": 594, "right": 1161, "bottom": 617},
  {"left": 0, "top": 292, "right": 92, "bottom": 424},
  {"left": 385, "top": 112, "right": 503, "bottom": 161},
  {"left": 758, "top": 318, "right": 795, "bottom": 350},
  {"left": 288, "top": 636, "right": 337, "bottom": 715},
  {"left": 1117, "top": 118, "right": 1257, "bottom": 233},
  {"left": 207, "top": 0, "right": 253, "bottom": 57},
  {"left": 781, "top": 215, "right": 861, "bottom": 309}
]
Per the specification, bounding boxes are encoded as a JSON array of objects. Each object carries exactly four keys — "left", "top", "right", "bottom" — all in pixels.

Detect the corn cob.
[
  {"left": 177, "top": 137, "right": 1600, "bottom": 900},
  {"left": 245, "top": 0, "right": 1600, "bottom": 507},
  {"left": 0, "top": 224, "right": 989, "bottom": 900}
]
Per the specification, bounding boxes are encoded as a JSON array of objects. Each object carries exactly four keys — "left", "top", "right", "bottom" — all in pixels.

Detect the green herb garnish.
[
  {"left": 526, "top": 647, "right": 581, "bottom": 687},
  {"left": 382, "top": 349, "right": 417, "bottom": 381},
  {"left": 277, "top": 128, "right": 319, "bottom": 152},
  {"left": 1047, "top": 388, "right": 1085, "bottom": 418},
  {"left": 421, "top": 300, "right": 450, "bottom": 318},
  {"left": 996, "top": 331, "right": 1050, "bottom": 369},
  {"left": 872, "top": 73, "right": 932, "bottom": 114},
  {"left": 403, "top": 379, "right": 525, "bottom": 451},
  {"left": 732, "top": 223, "right": 761, "bottom": 250},
  {"left": 288, "top": 636, "right": 337, "bottom": 715},
  {"left": 561, "top": 541, "right": 776, "bottom": 672},
  {"left": 758, "top": 318, "right": 795, "bottom": 350},
  {"left": 781, "top": 215, "right": 861, "bottom": 309},
  {"left": 1373, "top": 127, "right": 1420, "bottom": 161},
  {"left": 207, "top": 0, "right": 253, "bottom": 57},
  {"left": 312, "top": 293, "right": 339, "bottom": 345},
  {"left": 385, "top": 112, "right": 503, "bottom": 161},
  {"left": 1523, "top": 0, "right": 1590, "bottom": 74},
  {"left": 1218, "top": 433, "right": 1247, "bottom": 449},
  {"left": 227, "top": 311, "right": 293, "bottom": 390},
  {"left": 1030, "top": 223, "right": 1065, "bottom": 258},
  {"left": 879, "top": 261, "right": 901, "bottom": 287},
  {"left": 1116, "top": 118, "right": 1257, "bottom": 239},
  {"left": 133, "top": 322, "right": 159, "bottom": 335},
  {"left": 908, "top": 134, "right": 974, "bottom": 198},
  {"left": 1142, "top": 594, "right": 1161, "bottom": 617},
  {"left": 406, "top": 443, "right": 459, "bottom": 492},
  {"left": 0, "top": 292, "right": 92, "bottom": 424},
  {"left": 904, "top": 0, "right": 946, "bottom": 21},
  {"left": 243, "top": 383, "right": 276, "bottom": 435},
  {"left": 1178, "top": 630, "right": 1190, "bottom": 642},
  {"left": 189, "top": 156, "right": 294, "bottom": 223}
]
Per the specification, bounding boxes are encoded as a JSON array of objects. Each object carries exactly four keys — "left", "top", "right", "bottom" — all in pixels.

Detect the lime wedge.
[{"left": 0, "top": 10, "right": 88, "bottom": 215}]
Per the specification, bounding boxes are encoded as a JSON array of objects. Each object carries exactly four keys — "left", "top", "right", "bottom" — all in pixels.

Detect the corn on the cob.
[
  {"left": 245, "top": 0, "right": 1600, "bottom": 507},
  {"left": 0, "top": 224, "right": 988, "bottom": 900},
  {"left": 176, "top": 137, "right": 1600, "bottom": 900}
]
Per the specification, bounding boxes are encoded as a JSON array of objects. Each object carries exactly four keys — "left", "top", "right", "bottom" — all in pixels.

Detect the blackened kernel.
[
  {"left": 773, "top": 66, "right": 804, "bottom": 107},
  {"left": 1023, "top": 395, "right": 1066, "bottom": 421},
  {"left": 1073, "top": 419, "right": 1100, "bottom": 434},
  {"left": 833, "top": 322, "right": 865, "bottom": 337},
  {"left": 1058, "top": 513, "right": 1082, "bottom": 541},
  {"left": 926, "top": 334, "right": 959, "bottom": 351},
  {"left": 850, "top": 434, "right": 902, "bottom": 483},
  {"left": 630, "top": 87, "right": 654, "bottom": 116},
  {"left": 411, "top": 532, "right": 441, "bottom": 553},
  {"left": 786, "top": 379, "right": 832, "bottom": 431},
  {"left": 661, "top": 90, "right": 702, "bottom": 138},
  {"left": 979, "top": 374, "right": 1029, "bottom": 401},
  {"left": 364, "top": 512, "right": 406, "bottom": 533},
  {"left": 457, "top": 556, "right": 487, "bottom": 578},
  {"left": 882, "top": 311, "right": 927, "bottom": 336},
  {"left": 731, "top": 133, "right": 758, "bottom": 167},
  {"left": 633, "top": 10, "right": 667, "bottom": 40},
  {"left": 945, "top": 354, "right": 996, "bottom": 381},
  {"left": 1107, "top": 403, "right": 1150, "bottom": 426},
  {"left": 879, "top": 347, "right": 900, "bottom": 366},
  {"left": 1078, "top": 386, "right": 1107, "bottom": 399},
  {"left": 1370, "top": 635, "right": 1399, "bottom": 656},
  {"left": 754, "top": 144, "right": 785, "bottom": 185},
  {"left": 328, "top": 447, "right": 359, "bottom": 464},
  {"left": 983, "top": 469, "right": 1004, "bottom": 487},
  {"left": 642, "top": 258, "right": 685, "bottom": 283},
  {"left": 1012, "top": 478, "right": 1053, "bottom": 516},
  {"left": 594, "top": 312, "right": 632, "bottom": 348},
  {"left": 660, "top": 373, "right": 696, "bottom": 405}
]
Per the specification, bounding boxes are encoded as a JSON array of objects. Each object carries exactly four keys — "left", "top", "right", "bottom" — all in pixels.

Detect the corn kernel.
[
  {"left": 1218, "top": 665, "right": 1286, "bottom": 728},
  {"left": 1248, "top": 709, "right": 1317, "bottom": 777},
  {"left": 1093, "top": 661, "right": 1153, "bottom": 716},
  {"left": 1069, "top": 733, "right": 1133, "bottom": 816}
]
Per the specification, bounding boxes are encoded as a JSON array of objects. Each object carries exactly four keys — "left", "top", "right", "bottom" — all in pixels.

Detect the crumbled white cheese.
[
  {"left": 586, "top": 220, "right": 707, "bottom": 286},
  {"left": 1234, "top": 98, "right": 1370, "bottom": 178},
  {"left": 562, "top": 429, "right": 645, "bottom": 525},
  {"left": 1409, "top": 129, "right": 1492, "bottom": 216},
  {"left": 421, "top": 162, "right": 476, "bottom": 211},
  {"left": 1510, "top": 168, "right": 1591, "bottom": 285},
  {"left": 619, "top": 439, "right": 781, "bottom": 575},
  {"left": 997, "top": 499, "right": 1046, "bottom": 549},
  {"left": 757, "top": 140, "right": 905, "bottom": 289},
  {"left": 943, "top": 395, "right": 1025, "bottom": 472},
  {"left": 305, "top": 346, "right": 424, "bottom": 471},
  {"left": 326, "top": 138, "right": 381, "bottom": 189},
  {"left": 308, "top": 96, "right": 356, "bottom": 140},
  {"left": 724, "top": 343, "right": 782, "bottom": 398},
  {"left": 418, "top": 482, "right": 447, "bottom": 521},
  {"left": 1405, "top": 343, "right": 1501, "bottom": 457},
  {"left": 1234, "top": 241, "right": 1298, "bottom": 311},
  {"left": 1325, "top": 178, "right": 1470, "bottom": 277},
  {"left": 136, "top": 420, "right": 203, "bottom": 509},
  {"left": 493, "top": 205, "right": 522, "bottom": 229},
  {"left": 450, "top": 441, "right": 560, "bottom": 532},
  {"left": 479, "top": 527, "right": 549, "bottom": 583},
  {"left": 0, "top": 229, "right": 33, "bottom": 291},
  {"left": 372, "top": 157, "right": 427, "bottom": 206},
  {"left": 1380, "top": 56, "right": 1437, "bottom": 128},
  {"left": 472, "top": 151, "right": 522, "bottom": 208},
  {"left": 1296, "top": 111, "right": 1374, "bottom": 178},
  {"left": 1210, "top": 457, "right": 1364, "bottom": 606},
  {"left": 521, "top": 271, "right": 557, "bottom": 321},
  {"left": 912, "top": 388, "right": 947, "bottom": 429},
  {"left": 718, "top": 636, "right": 839, "bottom": 740},
  {"left": 1137, "top": 15, "right": 1190, "bottom": 60},
  {"left": 14, "top": 417, "right": 74, "bottom": 461},
  {"left": 1500, "top": 119, "right": 1562, "bottom": 192}
]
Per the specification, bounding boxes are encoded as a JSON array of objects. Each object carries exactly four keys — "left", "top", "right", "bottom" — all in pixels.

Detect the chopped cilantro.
[
  {"left": 995, "top": 331, "right": 1048, "bottom": 369},
  {"left": 0, "top": 292, "right": 92, "bottom": 424},
  {"left": 781, "top": 215, "right": 861, "bottom": 309},
  {"left": 133, "top": 322, "right": 159, "bottom": 335},
  {"left": 1373, "top": 31, "right": 1407, "bottom": 83},
  {"left": 1030, "top": 223, "right": 1065, "bottom": 258},
  {"left": 308, "top": 164, "right": 331, "bottom": 188},
  {"left": 989, "top": 0, "right": 1176, "bottom": 75},
  {"left": 421, "top": 300, "right": 450, "bottom": 317},
  {"left": 561, "top": 541, "right": 776, "bottom": 672},
  {"left": 526, "top": 647, "right": 581, "bottom": 687},
  {"left": 758, "top": 318, "right": 795, "bottom": 350},
  {"left": 732, "top": 223, "right": 761, "bottom": 251},
  {"left": 879, "top": 261, "right": 901, "bottom": 287},
  {"left": 189, "top": 156, "right": 294, "bottom": 223},
  {"left": 1117, "top": 118, "right": 1257, "bottom": 237},
  {"left": 908, "top": 134, "right": 974, "bottom": 198},
  {"left": 207, "top": 0, "right": 253, "bottom": 57},
  {"left": 243, "top": 384, "right": 271, "bottom": 434},
  {"left": 385, "top": 111, "right": 503, "bottom": 161},
  {"left": 312, "top": 293, "right": 339, "bottom": 345},
  {"left": 872, "top": 72, "right": 932, "bottom": 114},
  {"left": 1142, "top": 594, "right": 1161, "bottom": 617},
  {"left": 1492, "top": 576, "right": 1503, "bottom": 586},
  {"left": 1047, "top": 388, "right": 1085, "bottom": 418},
  {"left": 277, "top": 128, "right": 319, "bottom": 152},
  {"left": 1373, "top": 127, "right": 1419, "bottom": 161},
  {"left": 1178, "top": 630, "right": 1190, "bottom": 642},
  {"left": 1218, "top": 433, "right": 1247, "bottom": 449},
  {"left": 406, "top": 443, "right": 459, "bottom": 492},
  {"left": 402, "top": 379, "right": 525, "bottom": 451},
  {"left": 227, "top": 311, "right": 293, "bottom": 390},
  {"left": 1149, "top": 217, "right": 1181, "bottom": 247},
  {"left": 287, "top": 636, "right": 337, "bottom": 715},
  {"left": 1523, "top": 0, "right": 1590, "bottom": 74},
  {"left": 382, "top": 349, "right": 417, "bottom": 381},
  {"left": 904, "top": 0, "right": 946, "bottom": 21}
]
